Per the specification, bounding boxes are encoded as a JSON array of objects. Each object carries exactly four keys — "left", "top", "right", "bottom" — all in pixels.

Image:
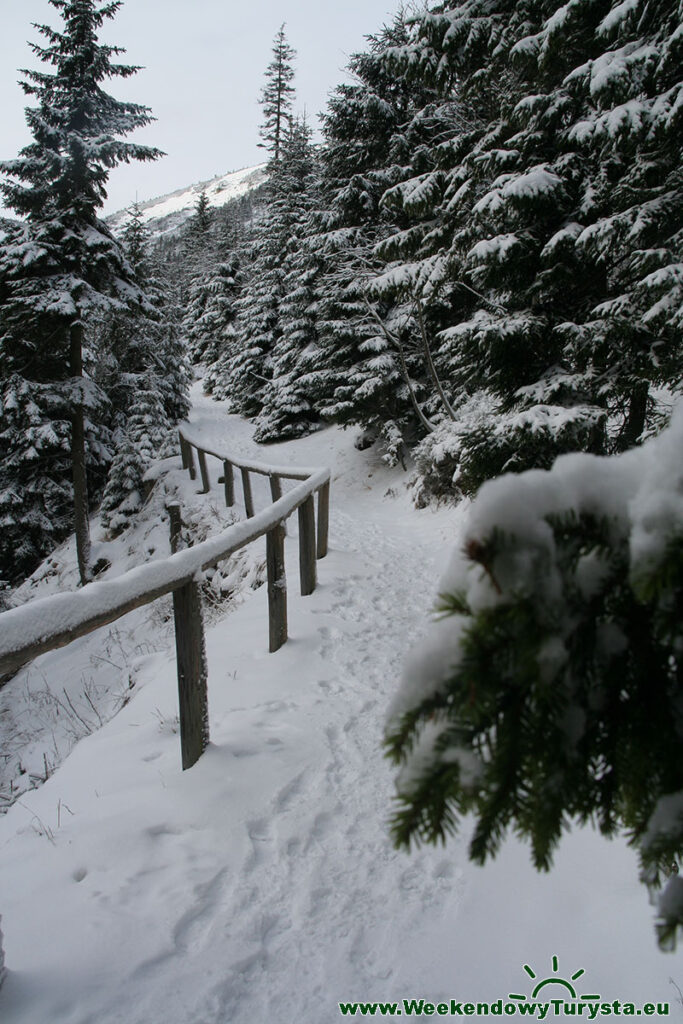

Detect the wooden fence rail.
[{"left": 0, "top": 428, "right": 330, "bottom": 770}]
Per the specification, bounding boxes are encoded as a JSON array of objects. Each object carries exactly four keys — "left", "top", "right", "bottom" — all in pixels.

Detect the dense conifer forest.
[
  {"left": 3, "top": 1, "right": 680, "bottom": 587},
  {"left": 1, "top": 0, "right": 683, "bottom": 952}
]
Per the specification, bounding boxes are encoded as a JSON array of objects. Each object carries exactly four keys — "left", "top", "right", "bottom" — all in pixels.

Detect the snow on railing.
[{"left": 0, "top": 428, "right": 331, "bottom": 771}]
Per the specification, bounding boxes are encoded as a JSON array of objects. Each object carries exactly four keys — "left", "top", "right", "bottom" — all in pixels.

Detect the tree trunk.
[
  {"left": 619, "top": 381, "right": 649, "bottom": 451},
  {"left": 414, "top": 297, "right": 457, "bottom": 423},
  {"left": 70, "top": 322, "right": 91, "bottom": 586}
]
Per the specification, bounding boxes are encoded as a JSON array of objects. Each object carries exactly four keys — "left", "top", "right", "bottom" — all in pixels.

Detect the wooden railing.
[{"left": 0, "top": 428, "right": 331, "bottom": 770}]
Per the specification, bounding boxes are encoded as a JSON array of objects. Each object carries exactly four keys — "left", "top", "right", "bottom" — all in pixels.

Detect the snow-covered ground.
[{"left": 0, "top": 390, "right": 678, "bottom": 1023}]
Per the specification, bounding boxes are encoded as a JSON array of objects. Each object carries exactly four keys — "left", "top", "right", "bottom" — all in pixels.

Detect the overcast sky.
[{"left": 1, "top": 0, "right": 401, "bottom": 216}]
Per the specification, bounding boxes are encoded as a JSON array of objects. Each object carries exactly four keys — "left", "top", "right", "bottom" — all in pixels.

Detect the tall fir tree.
[
  {"left": 97, "top": 202, "right": 191, "bottom": 533},
  {"left": 221, "top": 234, "right": 282, "bottom": 418},
  {"left": 258, "top": 25, "right": 296, "bottom": 161},
  {"left": 0, "top": 268, "right": 76, "bottom": 585},
  {"left": 253, "top": 118, "right": 323, "bottom": 442},
  {"left": 103, "top": 201, "right": 190, "bottom": 429},
  {"left": 201, "top": 256, "right": 242, "bottom": 398},
  {"left": 307, "top": 13, "right": 437, "bottom": 464},
  {"left": 193, "top": 189, "right": 211, "bottom": 234},
  {"left": 220, "top": 156, "right": 298, "bottom": 417},
  {"left": 182, "top": 190, "right": 219, "bottom": 365},
  {"left": 0, "top": 0, "right": 162, "bottom": 585}
]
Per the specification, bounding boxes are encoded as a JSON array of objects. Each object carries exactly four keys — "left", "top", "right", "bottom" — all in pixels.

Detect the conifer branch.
[{"left": 361, "top": 296, "right": 435, "bottom": 433}]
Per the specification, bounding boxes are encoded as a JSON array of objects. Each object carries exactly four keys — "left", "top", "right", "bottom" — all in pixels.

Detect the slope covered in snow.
[
  {"left": 0, "top": 390, "right": 676, "bottom": 1022},
  {"left": 107, "top": 164, "right": 267, "bottom": 239}
]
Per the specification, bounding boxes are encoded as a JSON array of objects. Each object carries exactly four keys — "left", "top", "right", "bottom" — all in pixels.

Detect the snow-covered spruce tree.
[
  {"left": 365, "top": 0, "right": 603, "bottom": 492},
  {"left": 100, "top": 369, "right": 173, "bottom": 534},
  {"left": 194, "top": 189, "right": 211, "bottom": 234},
  {"left": 308, "top": 13, "right": 436, "bottom": 464},
  {"left": 258, "top": 24, "right": 296, "bottom": 162},
  {"left": 153, "top": 310, "right": 192, "bottom": 429},
  {"left": 97, "top": 204, "right": 155, "bottom": 412},
  {"left": 253, "top": 118, "right": 323, "bottom": 443},
  {"left": 0, "top": 294, "right": 75, "bottom": 584},
  {"left": 386, "top": 406, "right": 683, "bottom": 949},
  {"left": 121, "top": 201, "right": 147, "bottom": 277},
  {"left": 214, "top": 25, "right": 297, "bottom": 416},
  {"left": 126, "top": 371, "right": 173, "bottom": 464},
  {"left": 542, "top": 0, "right": 683, "bottom": 450},
  {"left": 100, "top": 203, "right": 190, "bottom": 430},
  {"left": 123, "top": 210, "right": 191, "bottom": 428},
  {"left": 97, "top": 204, "right": 190, "bottom": 530},
  {"left": 0, "top": 0, "right": 161, "bottom": 585},
  {"left": 370, "top": 0, "right": 683, "bottom": 495},
  {"left": 222, "top": 164, "right": 296, "bottom": 418},
  {"left": 182, "top": 192, "right": 220, "bottom": 366},
  {"left": 201, "top": 256, "right": 242, "bottom": 398},
  {"left": 99, "top": 432, "right": 143, "bottom": 535},
  {"left": 154, "top": 189, "right": 256, "bottom": 383}
]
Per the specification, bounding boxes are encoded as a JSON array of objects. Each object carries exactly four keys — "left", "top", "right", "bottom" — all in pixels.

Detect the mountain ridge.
[{"left": 107, "top": 163, "right": 267, "bottom": 239}]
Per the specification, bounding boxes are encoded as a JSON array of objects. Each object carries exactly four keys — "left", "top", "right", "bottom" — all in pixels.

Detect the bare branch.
[{"left": 412, "top": 293, "right": 457, "bottom": 422}]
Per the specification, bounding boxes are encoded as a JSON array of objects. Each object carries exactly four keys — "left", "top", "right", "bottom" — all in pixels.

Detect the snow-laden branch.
[{"left": 361, "top": 297, "right": 435, "bottom": 433}]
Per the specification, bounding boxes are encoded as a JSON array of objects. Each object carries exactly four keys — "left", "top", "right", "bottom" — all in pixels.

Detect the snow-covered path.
[
  {"left": 226, "top": 509, "right": 470, "bottom": 1014},
  {"left": 166, "top": 504, "right": 463, "bottom": 1024},
  {"left": 0, "top": 396, "right": 676, "bottom": 1023}
]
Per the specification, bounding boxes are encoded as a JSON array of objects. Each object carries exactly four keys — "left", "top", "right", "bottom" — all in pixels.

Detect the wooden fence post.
[
  {"left": 168, "top": 508, "right": 208, "bottom": 769},
  {"left": 298, "top": 495, "right": 317, "bottom": 596},
  {"left": 167, "top": 501, "right": 182, "bottom": 554},
  {"left": 269, "top": 474, "right": 282, "bottom": 503},
  {"left": 172, "top": 580, "right": 209, "bottom": 770},
  {"left": 179, "top": 432, "right": 189, "bottom": 471},
  {"left": 223, "top": 460, "right": 234, "bottom": 507},
  {"left": 241, "top": 468, "right": 255, "bottom": 519},
  {"left": 269, "top": 474, "right": 287, "bottom": 535},
  {"left": 185, "top": 440, "right": 197, "bottom": 481},
  {"left": 197, "top": 449, "right": 210, "bottom": 494},
  {"left": 317, "top": 481, "right": 330, "bottom": 559},
  {"left": 266, "top": 524, "right": 287, "bottom": 652}
]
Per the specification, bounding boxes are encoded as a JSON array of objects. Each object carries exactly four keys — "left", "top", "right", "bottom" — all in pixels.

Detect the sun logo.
[{"left": 509, "top": 955, "right": 600, "bottom": 1003}]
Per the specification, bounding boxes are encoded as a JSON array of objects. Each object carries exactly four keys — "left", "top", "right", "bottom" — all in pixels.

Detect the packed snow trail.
[{"left": 0, "top": 394, "right": 674, "bottom": 1023}]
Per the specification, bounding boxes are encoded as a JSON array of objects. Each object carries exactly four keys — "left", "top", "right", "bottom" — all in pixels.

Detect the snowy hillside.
[
  {"left": 107, "top": 163, "right": 267, "bottom": 238},
  {"left": 0, "top": 388, "right": 676, "bottom": 1023}
]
